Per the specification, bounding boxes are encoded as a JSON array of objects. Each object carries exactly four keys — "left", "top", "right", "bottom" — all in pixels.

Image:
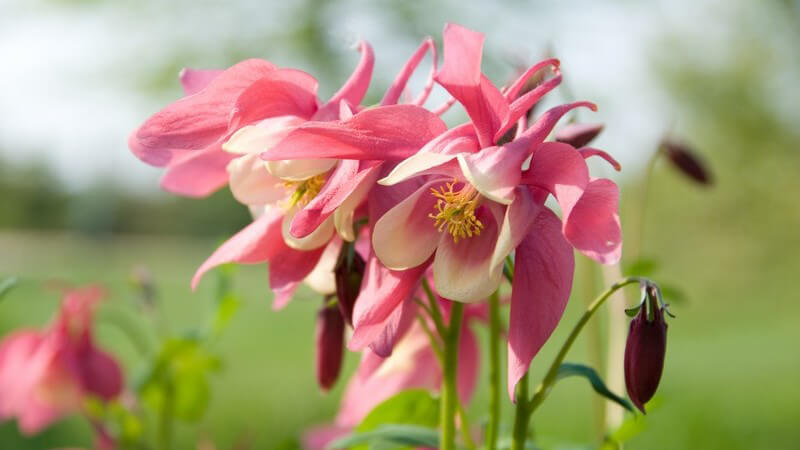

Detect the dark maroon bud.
[
  {"left": 555, "top": 123, "right": 604, "bottom": 148},
  {"left": 624, "top": 289, "right": 668, "bottom": 413},
  {"left": 315, "top": 300, "right": 345, "bottom": 391},
  {"left": 334, "top": 245, "right": 365, "bottom": 326},
  {"left": 661, "top": 138, "right": 713, "bottom": 186}
]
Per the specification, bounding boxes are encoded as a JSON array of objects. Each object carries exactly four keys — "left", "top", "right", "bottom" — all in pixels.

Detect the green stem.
[
  {"left": 441, "top": 302, "right": 465, "bottom": 450},
  {"left": 422, "top": 279, "right": 447, "bottom": 338},
  {"left": 486, "top": 291, "right": 502, "bottom": 450},
  {"left": 157, "top": 377, "right": 175, "bottom": 450},
  {"left": 510, "top": 372, "right": 530, "bottom": 450},
  {"left": 528, "top": 278, "right": 641, "bottom": 413},
  {"left": 458, "top": 401, "right": 477, "bottom": 450}
]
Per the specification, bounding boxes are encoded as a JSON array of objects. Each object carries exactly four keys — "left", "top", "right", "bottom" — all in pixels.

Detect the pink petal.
[
  {"left": 494, "top": 72, "right": 563, "bottom": 142},
  {"left": 326, "top": 41, "right": 375, "bottom": 108},
  {"left": 349, "top": 253, "right": 428, "bottom": 352},
  {"left": 507, "top": 208, "right": 575, "bottom": 400},
  {"left": 578, "top": 147, "right": 621, "bottom": 171},
  {"left": 160, "top": 142, "right": 234, "bottom": 197},
  {"left": 433, "top": 204, "right": 504, "bottom": 302},
  {"left": 563, "top": 178, "right": 622, "bottom": 264},
  {"left": 303, "top": 425, "right": 351, "bottom": 450},
  {"left": 262, "top": 105, "right": 447, "bottom": 161},
  {"left": 191, "top": 208, "right": 284, "bottom": 289},
  {"left": 228, "top": 69, "right": 320, "bottom": 129},
  {"left": 79, "top": 348, "right": 123, "bottom": 400},
  {"left": 372, "top": 180, "right": 443, "bottom": 270},
  {"left": 503, "top": 58, "right": 560, "bottom": 102},
  {"left": 508, "top": 101, "right": 597, "bottom": 158},
  {"left": 490, "top": 187, "right": 542, "bottom": 270},
  {"left": 0, "top": 331, "right": 45, "bottom": 418},
  {"left": 226, "top": 153, "right": 286, "bottom": 206},
  {"left": 290, "top": 160, "right": 381, "bottom": 238},
  {"left": 381, "top": 37, "right": 436, "bottom": 106},
  {"left": 268, "top": 241, "right": 325, "bottom": 305},
  {"left": 522, "top": 141, "right": 590, "bottom": 218},
  {"left": 134, "top": 59, "right": 275, "bottom": 152},
  {"left": 456, "top": 141, "right": 529, "bottom": 204},
  {"left": 367, "top": 297, "right": 416, "bottom": 357},
  {"left": 179, "top": 68, "right": 223, "bottom": 95},
  {"left": 435, "top": 23, "right": 508, "bottom": 147}
]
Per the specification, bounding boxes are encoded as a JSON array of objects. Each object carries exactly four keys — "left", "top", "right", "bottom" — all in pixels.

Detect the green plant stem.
[
  {"left": 158, "top": 377, "right": 175, "bottom": 450},
  {"left": 441, "top": 302, "right": 465, "bottom": 450},
  {"left": 416, "top": 312, "right": 443, "bottom": 363},
  {"left": 581, "top": 257, "right": 606, "bottom": 438},
  {"left": 486, "top": 291, "right": 502, "bottom": 450},
  {"left": 422, "top": 279, "right": 447, "bottom": 337},
  {"left": 510, "top": 372, "right": 530, "bottom": 450},
  {"left": 457, "top": 401, "right": 477, "bottom": 450},
  {"left": 528, "top": 278, "right": 641, "bottom": 413}
]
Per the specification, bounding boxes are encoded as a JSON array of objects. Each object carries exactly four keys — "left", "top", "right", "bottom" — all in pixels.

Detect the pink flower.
[{"left": 0, "top": 286, "right": 123, "bottom": 435}]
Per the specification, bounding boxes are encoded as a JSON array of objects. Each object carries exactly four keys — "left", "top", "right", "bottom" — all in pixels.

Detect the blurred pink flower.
[{"left": 0, "top": 286, "right": 123, "bottom": 435}]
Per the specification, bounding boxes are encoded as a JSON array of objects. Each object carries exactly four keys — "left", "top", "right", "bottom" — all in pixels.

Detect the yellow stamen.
[
  {"left": 429, "top": 178, "right": 483, "bottom": 243},
  {"left": 281, "top": 175, "right": 326, "bottom": 209}
]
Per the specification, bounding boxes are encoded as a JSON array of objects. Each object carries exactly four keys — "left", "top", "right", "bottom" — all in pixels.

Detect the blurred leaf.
[
  {"left": 0, "top": 276, "right": 19, "bottom": 302},
  {"left": 496, "top": 437, "right": 540, "bottom": 449},
  {"left": 328, "top": 425, "right": 438, "bottom": 449},
  {"left": 212, "top": 292, "right": 241, "bottom": 336},
  {"left": 659, "top": 283, "right": 688, "bottom": 304},
  {"left": 557, "top": 363, "right": 634, "bottom": 412},
  {"left": 623, "top": 258, "right": 659, "bottom": 277},
  {"left": 351, "top": 389, "right": 439, "bottom": 450},
  {"left": 625, "top": 303, "right": 643, "bottom": 317}
]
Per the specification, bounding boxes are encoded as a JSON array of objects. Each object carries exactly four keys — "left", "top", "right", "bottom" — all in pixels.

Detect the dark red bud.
[
  {"left": 661, "top": 138, "right": 713, "bottom": 186},
  {"left": 624, "top": 294, "right": 668, "bottom": 413},
  {"left": 555, "top": 123, "right": 604, "bottom": 148},
  {"left": 79, "top": 347, "right": 124, "bottom": 400},
  {"left": 334, "top": 247, "right": 365, "bottom": 326},
  {"left": 315, "top": 302, "right": 345, "bottom": 391}
]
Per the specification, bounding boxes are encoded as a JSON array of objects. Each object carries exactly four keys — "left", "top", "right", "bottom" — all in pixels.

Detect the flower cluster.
[{"left": 128, "top": 22, "right": 625, "bottom": 448}]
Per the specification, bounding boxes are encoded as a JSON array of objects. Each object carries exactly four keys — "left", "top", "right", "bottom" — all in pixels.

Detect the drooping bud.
[
  {"left": 661, "top": 138, "right": 713, "bottom": 186},
  {"left": 334, "top": 245, "right": 365, "bottom": 326},
  {"left": 315, "top": 299, "right": 345, "bottom": 391},
  {"left": 624, "top": 284, "right": 668, "bottom": 413},
  {"left": 555, "top": 123, "right": 604, "bottom": 148}
]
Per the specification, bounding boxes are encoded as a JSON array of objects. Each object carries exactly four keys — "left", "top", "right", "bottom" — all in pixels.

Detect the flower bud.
[
  {"left": 555, "top": 123, "right": 604, "bottom": 148},
  {"left": 334, "top": 246, "right": 365, "bottom": 326},
  {"left": 624, "top": 288, "right": 668, "bottom": 413},
  {"left": 661, "top": 138, "right": 713, "bottom": 186},
  {"left": 315, "top": 301, "right": 345, "bottom": 391}
]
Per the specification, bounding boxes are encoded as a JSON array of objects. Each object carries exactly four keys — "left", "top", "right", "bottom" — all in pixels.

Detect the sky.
[{"left": 0, "top": 0, "right": 790, "bottom": 193}]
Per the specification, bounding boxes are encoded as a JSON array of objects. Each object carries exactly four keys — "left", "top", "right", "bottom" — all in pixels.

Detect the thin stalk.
[
  {"left": 157, "top": 376, "right": 175, "bottom": 450},
  {"left": 529, "top": 278, "right": 641, "bottom": 413},
  {"left": 580, "top": 256, "right": 606, "bottom": 438},
  {"left": 510, "top": 372, "right": 530, "bottom": 450},
  {"left": 486, "top": 291, "right": 502, "bottom": 450},
  {"left": 416, "top": 313, "right": 443, "bottom": 363},
  {"left": 457, "top": 401, "right": 477, "bottom": 450},
  {"left": 422, "top": 279, "right": 447, "bottom": 337},
  {"left": 440, "top": 302, "right": 465, "bottom": 450}
]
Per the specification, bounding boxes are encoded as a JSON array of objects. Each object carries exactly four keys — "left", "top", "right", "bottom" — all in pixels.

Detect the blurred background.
[{"left": 1, "top": 0, "right": 799, "bottom": 448}]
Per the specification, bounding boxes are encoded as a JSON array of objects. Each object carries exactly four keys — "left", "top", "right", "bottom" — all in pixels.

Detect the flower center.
[
  {"left": 282, "top": 175, "right": 326, "bottom": 209},
  {"left": 429, "top": 179, "right": 484, "bottom": 243}
]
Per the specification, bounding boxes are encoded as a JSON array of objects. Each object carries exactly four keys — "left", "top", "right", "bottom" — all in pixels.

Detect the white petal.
[
  {"left": 222, "top": 115, "right": 305, "bottom": 155},
  {"left": 282, "top": 206, "right": 335, "bottom": 250},
  {"left": 226, "top": 154, "right": 287, "bottom": 206},
  {"left": 266, "top": 158, "right": 338, "bottom": 181}
]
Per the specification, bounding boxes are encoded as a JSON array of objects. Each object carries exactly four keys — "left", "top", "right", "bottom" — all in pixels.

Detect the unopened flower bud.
[
  {"left": 555, "top": 123, "right": 604, "bottom": 148},
  {"left": 334, "top": 246, "right": 365, "bottom": 326},
  {"left": 624, "top": 287, "right": 668, "bottom": 413},
  {"left": 661, "top": 138, "right": 713, "bottom": 186},
  {"left": 315, "top": 300, "right": 345, "bottom": 391}
]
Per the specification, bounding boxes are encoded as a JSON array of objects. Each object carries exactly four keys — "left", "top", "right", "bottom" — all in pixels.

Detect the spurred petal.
[
  {"left": 134, "top": 59, "right": 275, "bottom": 152},
  {"left": 433, "top": 205, "right": 504, "bottom": 302},
  {"left": 160, "top": 142, "right": 234, "bottom": 197},
  {"left": 372, "top": 180, "right": 443, "bottom": 270},
  {"left": 435, "top": 23, "right": 508, "bottom": 147},
  {"left": 563, "top": 178, "right": 622, "bottom": 264},
  {"left": 229, "top": 69, "right": 319, "bottom": 129},
  {"left": 494, "top": 73, "right": 562, "bottom": 142},
  {"left": 578, "top": 147, "right": 621, "bottom": 171},
  {"left": 191, "top": 208, "right": 284, "bottom": 289},
  {"left": 263, "top": 105, "right": 448, "bottom": 161},
  {"left": 327, "top": 41, "right": 375, "bottom": 108},
  {"left": 507, "top": 209, "right": 574, "bottom": 400},
  {"left": 281, "top": 208, "right": 335, "bottom": 251},
  {"left": 511, "top": 101, "right": 598, "bottom": 156},
  {"left": 381, "top": 38, "right": 437, "bottom": 106},
  {"left": 503, "top": 58, "right": 560, "bottom": 102},
  {"left": 226, "top": 153, "right": 287, "bottom": 206},
  {"left": 179, "top": 68, "right": 223, "bottom": 95}
]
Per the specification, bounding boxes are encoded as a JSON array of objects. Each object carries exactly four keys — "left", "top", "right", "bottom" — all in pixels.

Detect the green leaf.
[
  {"left": 327, "top": 425, "right": 438, "bottom": 449},
  {"left": 212, "top": 292, "right": 241, "bottom": 336},
  {"left": 0, "top": 277, "right": 19, "bottom": 302},
  {"left": 623, "top": 258, "right": 659, "bottom": 276},
  {"left": 624, "top": 303, "right": 643, "bottom": 317},
  {"left": 557, "top": 363, "right": 634, "bottom": 412},
  {"left": 346, "top": 389, "right": 439, "bottom": 450}
]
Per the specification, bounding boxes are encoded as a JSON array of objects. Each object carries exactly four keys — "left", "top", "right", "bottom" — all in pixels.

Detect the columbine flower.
[
  {"left": 0, "top": 286, "right": 123, "bottom": 435},
  {"left": 624, "top": 285, "right": 669, "bottom": 413}
]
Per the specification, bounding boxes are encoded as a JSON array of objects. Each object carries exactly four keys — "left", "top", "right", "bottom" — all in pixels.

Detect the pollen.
[
  {"left": 282, "top": 175, "right": 326, "bottom": 209},
  {"left": 429, "top": 179, "right": 484, "bottom": 243}
]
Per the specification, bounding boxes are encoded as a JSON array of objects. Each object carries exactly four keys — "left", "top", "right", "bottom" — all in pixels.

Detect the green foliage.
[
  {"left": 0, "top": 277, "right": 19, "bottom": 302},
  {"left": 328, "top": 424, "right": 439, "bottom": 450},
  {"left": 556, "top": 363, "right": 634, "bottom": 413}
]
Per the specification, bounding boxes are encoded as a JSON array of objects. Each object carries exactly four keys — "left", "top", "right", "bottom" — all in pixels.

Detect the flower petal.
[
  {"left": 456, "top": 140, "right": 530, "bottom": 204},
  {"left": 435, "top": 23, "right": 508, "bottom": 147},
  {"left": 79, "top": 348, "right": 123, "bottom": 400},
  {"left": 229, "top": 69, "right": 320, "bottom": 129},
  {"left": 134, "top": 59, "right": 275, "bottom": 152},
  {"left": 494, "top": 72, "right": 562, "bottom": 142},
  {"left": 282, "top": 207, "right": 335, "bottom": 251},
  {"left": 268, "top": 241, "right": 326, "bottom": 308},
  {"left": 160, "top": 142, "right": 234, "bottom": 198},
  {"left": 503, "top": 58, "right": 560, "bottom": 102},
  {"left": 372, "top": 180, "right": 443, "bottom": 270},
  {"left": 381, "top": 37, "right": 436, "bottom": 107},
  {"left": 433, "top": 204, "right": 503, "bottom": 302},
  {"left": 564, "top": 178, "right": 622, "bottom": 264},
  {"left": 522, "top": 141, "right": 590, "bottom": 218},
  {"left": 507, "top": 208, "right": 574, "bottom": 400},
  {"left": 179, "top": 68, "right": 223, "bottom": 95},
  {"left": 262, "top": 105, "right": 448, "bottom": 161},
  {"left": 222, "top": 116, "right": 307, "bottom": 155},
  {"left": 578, "top": 147, "right": 621, "bottom": 171},
  {"left": 511, "top": 101, "right": 598, "bottom": 156},
  {"left": 490, "top": 187, "right": 542, "bottom": 270},
  {"left": 367, "top": 297, "right": 417, "bottom": 357},
  {"left": 302, "top": 238, "right": 342, "bottom": 297},
  {"left": 226, "top": 153, "right": 287, "bottom": 206},
  {"left": 326, "top": 41, "right": 375, "bottom": 108}
]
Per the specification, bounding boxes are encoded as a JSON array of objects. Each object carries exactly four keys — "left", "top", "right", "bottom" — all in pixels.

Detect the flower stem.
[
  {"left": 528, "top": 278, "right": 641, "bottom": 413},
  {"left": 158, "top": 377, "right": 175, "bottom": 450},
  {"left": 441, "top": 301, "right": 465, "bottom": 450},
  {"left": 510, "top": 371, "right": 530, "bottom": 450},
  {"left": 486, "top": 291, "right": 502, "bottom": 450}
]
